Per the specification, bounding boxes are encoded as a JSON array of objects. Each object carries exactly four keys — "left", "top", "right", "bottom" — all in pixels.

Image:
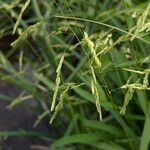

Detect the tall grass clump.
[{"left": 0, "top": 0, "right": 150, "bottom": 150}]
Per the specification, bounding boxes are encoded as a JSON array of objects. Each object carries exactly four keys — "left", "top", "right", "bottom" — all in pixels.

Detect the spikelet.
[
  {"left": 84, "top": 32, "right": 101, "bottom": 68},
  {"left": 11, "top": 22, "right": 41, "bottom": 48},
  {"left": 50, "top": 98, "right": 63, "bottom": 124},
  {"left": 131, "top": 2, "right": 150, "bottom": 40},
  {"left": 120, "top": 87, "right": 134, "bottom": 114},
  {"left": 19, "top": 50, "right": 23, "bottom": 73},
  {"left": 84, "top": 32, "right": 102, "bottom": 120},
  {"left": 56, "top": 54, "right": 65, "bottom": 74},
  {"left": 6, "top": 95, "right": 33, "bottom": 110},
  {"left": 50, "top": 86, "right": 69, "bottom": 124},
  {"left": 13, "top": 0, "right": 30, "bottom": 34},
  {"left": 103, "top": 34, "right": 112, "bottom": 45},
  {"left": 123, "top": 47, "right": 132, "bottom": 59},
  {"left": 51, "top": 54, "right": 64, "bottom": 112},
  {"left": 122, "top": 68, "right": 150, "bottom": 90},
  {"left": 51, "top": 25, "right": 70, "bottom": 35},
  {"left": 91, "top": 78, "right": 95, "bottom": 95},
  {"left": 51, "top": 76, "right": 60, "bottom": 111},
  {"left": 90, "top": 65, "right": 97, "bottom": 83},
  {"left": 132, "top": 11, "right": 137, "bottom": 18},
  {"left": 71, "top": 83, "right": 85, "bottom": 89},
  {"left": 143, "top": 72, "right": 149, "bottom": 86},
  {"left": 120, "top": 70, "right": 149, "bottom": 115},
  {"left": 123, "top": 68, "right": 145, "bottom": 74},
  {"left": 145, "top": 22, "right": 150, "bottom": 32},
  {"left": 90, "top": 65, "right": 102, "bottom": 121},
  {"left": 96, "top": 33, "right": 114, "bottom": 56},
  {"left": 121, "top": 83, "right": 149, "bottom": 90},
  {"left": 6, "top": 98, "right": 21, "bottom": 110},
  {"left": 136, "top": 3, "right": 150, "bottom": 32}
]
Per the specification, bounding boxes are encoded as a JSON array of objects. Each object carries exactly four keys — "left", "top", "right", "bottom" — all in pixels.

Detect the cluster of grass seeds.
[
  {"left": 50, "top": 85, "right": 69, "bottom": 124},
  {"left": 51, "top": 54, "right": 65, "bottom": 112},
  {"left": 13, "top": 0, "right": 30, "bottom": 34},
  {"left": 11, "top": 22, "right": 41, "bottom": 49},
  {"left": 7, "top": 94, "right": 33, "bottom": 110},
  {"left": 51, "top": 25, "right": 70, "bottom": 36},
  {"left": 120, "top": 87, "right": 135, "bottom": 115},
  {"left": 84, "top": 32, "right": 101, "bottom": 68},
  {"left": 50, "top": 81, "right": 85, "bottom": 123},
  {"left": 96, "top": 33, "right": 113, "bottom": 55},
  {"left": 120, "top": 68, "right": 150, "bottom": 114},
  {"left": 90, "top": 65, "right": 102, "bottom": 121},
  {"left": 143, "top": 70, "right": 150, "bottom": 86},
  {"left": 84, "top": 32, "right": 102, "bottom": 120},
  {"left": 129, "top": 3, "right": 150, "bottom": 41},
  {"left": 82, "top": 3, "right": 150, "bottom": 118},
  {"left": 130, "top": 2, "right": 150, "bottom": 41}
]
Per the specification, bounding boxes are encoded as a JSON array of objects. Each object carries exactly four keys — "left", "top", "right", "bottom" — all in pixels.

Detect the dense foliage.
[{"left": 0, "top": 0, "right": 150, "bottom": 149}]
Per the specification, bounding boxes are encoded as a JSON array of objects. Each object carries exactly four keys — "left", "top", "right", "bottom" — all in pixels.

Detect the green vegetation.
[{"left": 0, "top": 0, "right": 150, "bottom": 149}]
